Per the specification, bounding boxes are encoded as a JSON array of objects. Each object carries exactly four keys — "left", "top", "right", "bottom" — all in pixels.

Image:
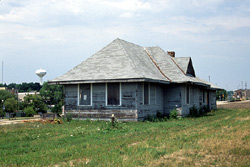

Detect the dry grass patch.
[
  {"left": 235, "top": 116, "right": 250, "bottom": 121},
  {"left": 53, "top": 157, "right": 91, "bottom": 167}
]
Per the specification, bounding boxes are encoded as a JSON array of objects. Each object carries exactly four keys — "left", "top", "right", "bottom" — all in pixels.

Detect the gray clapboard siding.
[
  {"left": 64, "top": 84, "right": 78, "bottom": 110},
  {"left": 163, "top": 84, "right": 182, "bottom": 115}
]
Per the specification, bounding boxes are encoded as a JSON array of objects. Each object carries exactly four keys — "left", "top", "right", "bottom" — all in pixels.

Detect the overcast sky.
[{"left": 0, "top": 0, "right": 250, "bottom": 90}]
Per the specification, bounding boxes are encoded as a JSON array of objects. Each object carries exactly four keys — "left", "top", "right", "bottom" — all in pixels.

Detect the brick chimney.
[{"left": 167, "top": 51, "right": 175, "bottom": 57}]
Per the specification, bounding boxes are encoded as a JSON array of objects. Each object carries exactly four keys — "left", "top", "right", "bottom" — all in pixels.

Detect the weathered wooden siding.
[
  {"left": 121, "top": 83, "right": 137, "bottom": 109},
  {"left": 64, "top": 82, "right": 218, "bottom": 121},
  {"left": 210, "top": 90, "right": 217, "bottom": 109},
  {"left": 163, "top": 84, "right": 181, "bottom": 116},
  {"left": 137, "top": 83, "right": 164, "bottom": 120},
  {"left": 64, "top": 83, "right": 138, "bottom": 121},
  {"left": 64, "top": 84, "right": 78, "bottom": 110},
  {"left": 66, "top": 109, "right": 137, "bottom": 121},
  {"left": 92, "top": 83, "right": 106, "bottom": 109}
]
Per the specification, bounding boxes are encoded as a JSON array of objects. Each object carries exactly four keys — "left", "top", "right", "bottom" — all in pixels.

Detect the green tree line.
[{"left": 0, "top": 82, "right": 63, "bottom": 117}]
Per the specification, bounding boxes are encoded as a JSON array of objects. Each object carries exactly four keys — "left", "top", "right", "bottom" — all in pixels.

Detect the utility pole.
[
  {"left": 208, "top": 76, "right": 210, "bottom": 82},
  {"left": 2, "top": 61, "right": 3, "bottom": 84}
]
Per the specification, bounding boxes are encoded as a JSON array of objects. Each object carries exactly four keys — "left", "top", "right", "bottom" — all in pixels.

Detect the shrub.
[
  {"left": 189, "top": 105, "right": 199, "bottom": 117},
  {"left": 201, "top": 105, "right": 210, "bottom": 114},
  {"left": 144, "top": 112, "right": 167, "bottom": 122},
  {"left": 63, "top": 113, "right": 72, "bottom": 122},
  {"left": 24, "top": 106, "right": 36, "bottom": 117},
  {"left": 0, "top": 110, "right": 5, "bottom": 118},
  {"left": 170, "top": 109, "right": 177, "bottom": 119}
]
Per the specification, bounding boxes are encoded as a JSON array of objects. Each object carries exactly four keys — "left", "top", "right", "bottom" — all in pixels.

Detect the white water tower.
[{"left": 36, "top": 68, "right": 47, "bottom": 85}]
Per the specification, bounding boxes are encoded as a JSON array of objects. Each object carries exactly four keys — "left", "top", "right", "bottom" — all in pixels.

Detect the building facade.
[{"left": 49, "top": 39, "right": 221, "bottom": 121}]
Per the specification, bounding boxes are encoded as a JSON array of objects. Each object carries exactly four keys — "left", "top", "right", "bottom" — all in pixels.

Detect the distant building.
[
  {"left": 18, "top": 92, "right": 39, "bottom": 102},
  {"left": 234, "top": 89, "right": 250, "bottom": 100},
  {"left": 0, "top": 87, "right": 7, "bottom": 90}
]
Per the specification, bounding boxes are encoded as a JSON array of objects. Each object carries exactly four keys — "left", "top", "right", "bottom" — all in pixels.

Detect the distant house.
[
  {"left": 49, "top": 38, "right": 222, "bottom": 121},
  {"left": 234, "top": 89, "right": 250, "bottom": 100},
  {"left": 18, "top": 92, "right": 39, "bottom": 102}
]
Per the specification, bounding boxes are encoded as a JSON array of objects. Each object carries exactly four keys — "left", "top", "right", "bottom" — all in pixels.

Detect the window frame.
[
  {"left": 186, "top": 85, "right": 190, "bottom": 104},
  {"left": 106, "top": 82, "right": 122, "bottom": 106},
  {"left": 143, "top": 82, "right": 150, "bottom": 105},
  {"left": 78, "top": 83, "right": 92, "bottom": 106},
  {"left": 202, "top": 90, "right": 205, "bottom": 104}
]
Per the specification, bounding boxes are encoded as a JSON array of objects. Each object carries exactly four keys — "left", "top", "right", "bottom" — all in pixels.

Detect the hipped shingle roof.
[{"left": 49, "top": 38, "right": 222, "bottom": 90}]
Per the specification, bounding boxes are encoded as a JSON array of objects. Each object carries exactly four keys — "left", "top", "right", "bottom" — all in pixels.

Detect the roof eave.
[{"left": 48, "top": 78, "right": 170, "bottom": 85}]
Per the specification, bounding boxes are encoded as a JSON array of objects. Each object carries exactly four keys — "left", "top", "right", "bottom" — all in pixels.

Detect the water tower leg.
[{"left": 40, "top": 77, "right": 43, "bottom": 85}]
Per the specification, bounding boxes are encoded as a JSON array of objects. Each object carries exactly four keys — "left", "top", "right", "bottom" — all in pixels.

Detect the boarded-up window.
[
  {"left": 107, "top": 83, "right": 120, "bottom": 105},
  {"left": 144, "top": 83, "right": 149, "bottom": 105},
  {"left": 79, "top": 84, "right": 91, "bottom": 105},
  {"left": 186, "top": 85, "right": 190, "bottom": 104}
]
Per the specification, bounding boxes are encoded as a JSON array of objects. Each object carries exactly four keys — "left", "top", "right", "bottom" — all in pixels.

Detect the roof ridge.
[
  {"left": 170, "top": 57, "right": 186, "bottom": 75},
  {"left": 144, "top": 48, "right": 171, "bottom": 82},
  {"left": 115, "top": 39, "right": 145, "bottom": 78}
]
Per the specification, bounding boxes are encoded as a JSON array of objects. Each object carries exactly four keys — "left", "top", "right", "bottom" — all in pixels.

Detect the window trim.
[
  {"left": 78, "top": 83, "right": 92, "bottom": 106},
  {"left": 202, "top": 90, "right": 205, "bottom": 104},
  {"left": 186, "top": 85, "right": 190, "bottom": 104},
  {"left": 106, "top": 82, "right": 122, "bottom": 106},
  {"left": 143, "top": 82, "right": 150, "bottom": 105}
]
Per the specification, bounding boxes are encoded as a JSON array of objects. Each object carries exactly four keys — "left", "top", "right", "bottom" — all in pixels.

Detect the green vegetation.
[
  {"left": 216, "top": 89, "right": 228, "bottom": 101},
  {"left": 169, "top": 109, "right": 178, "bottom": 119},
  {"left": 23, "top": 106, "right": 36, "bottom": 117},
  {"left": 0, "top": 82, "right": 64, "bottom": 117},
  {"left": 3, "top": 98, "right": 17, "bottom": 113},
  {"left": 39, "top": 82, "right": 63, "bottom": 113},
  {"left": 0, "top": 109, "right": 250, "bottom": 166},
  {"left": 0, "top": 82, "right": 41, "bottom": 92},
  {"left": 23, "top": 94, "right": 47, "bottom": 114}
]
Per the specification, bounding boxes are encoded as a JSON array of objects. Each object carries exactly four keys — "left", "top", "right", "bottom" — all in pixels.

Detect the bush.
[
  {"left": 189, "top": 105, "right": 199, "bottom": 117},
  {"left": 200, "top": 105, "right": 210, "bottom": 114},
  {"left": 144, "top": 112, "right": 167, "bottom": 122},
  {"left": 0, "top": 110, "right": 5, "bottom": 118},
  {"left": 24, "top": 106, "right": 36, "bottom": 117},
  {"left": 170, "top": 109, "right": 177, "bottom": 119},
  {"left": 63, "top": 113, "right": 72, "bottom": 122}
]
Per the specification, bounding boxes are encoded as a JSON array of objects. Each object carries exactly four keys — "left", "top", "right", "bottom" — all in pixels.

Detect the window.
[
  {"left": 186, "top": 85, "right": 190, "bottom": 104},
  {"left": 79, "top": 84, "right": 91, "bottom": 105},
  {"left": 203, "top": 90, "right": 205, "bottom": 103},
  {"left": 107, "top": 83, "right": 120, "bottom": 105},
  {"left": 144, "top": 83, "right": 149, "bottom": 105}
]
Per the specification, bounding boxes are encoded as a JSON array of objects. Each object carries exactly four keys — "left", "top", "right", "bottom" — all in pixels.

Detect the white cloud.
[
  {"left": 205, "top": 16, "right": 250, "bottom": 30},
  {"left": 102, "top": 0, "right": 151, "bottom": 11}
]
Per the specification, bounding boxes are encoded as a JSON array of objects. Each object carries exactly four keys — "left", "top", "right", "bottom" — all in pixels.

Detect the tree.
[
  {"left": 23, "top": 106, "right": 36, "bottom": 117},
  {"left": 23, "top": 94, "right": 47, "bottom": 113},
  {"left": 216, "top": 89, "right": 228, "bottom": 101},
  {"left": 0, "top": 90, "right": 15, "bottom": 107},
  {"left": 40, "top": 82, "right": 63, "bottom": 113},
  {"left": 4, "top": 98, "right": 17, "bottom": 113}
]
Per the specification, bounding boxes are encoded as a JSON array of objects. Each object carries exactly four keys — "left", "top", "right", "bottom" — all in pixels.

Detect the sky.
[{"left": 0, "top": 0, "right": 250, "bottom": 91}]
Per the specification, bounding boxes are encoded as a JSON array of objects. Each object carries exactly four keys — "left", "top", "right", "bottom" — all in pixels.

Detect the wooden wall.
[
  {"left": 64, "top": 83, "right": 138, "bottom": 121},
  {"left": 63, "top": 82, "right": 218, "bottom": 121},
  {"left": 136, "top": 83, "right": 164, "bottom": 120},
  {"left": 163, "top": 84, "right": 182, "bottom": 116}
]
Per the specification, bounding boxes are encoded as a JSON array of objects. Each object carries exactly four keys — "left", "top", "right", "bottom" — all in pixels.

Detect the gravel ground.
[{"left": 217, "top": 100, "right": 250, "bottom": 109}]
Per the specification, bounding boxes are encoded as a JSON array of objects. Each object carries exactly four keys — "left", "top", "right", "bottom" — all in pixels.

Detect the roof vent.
[{"left": 167, "top": 51, "right": 175, "bottom": 57}]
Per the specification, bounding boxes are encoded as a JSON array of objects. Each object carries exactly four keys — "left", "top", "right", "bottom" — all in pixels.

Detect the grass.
[{"left": 0, "top": 109, "right": 250, "bottom": 166}]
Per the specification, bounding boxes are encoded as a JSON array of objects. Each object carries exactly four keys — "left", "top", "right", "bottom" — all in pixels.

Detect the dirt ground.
[
  {"left": 217, "top": 100, "right": 250, "bottom": 109},
  {"left": 0, "top": 117, "right": 41, "bottom": 126}
]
